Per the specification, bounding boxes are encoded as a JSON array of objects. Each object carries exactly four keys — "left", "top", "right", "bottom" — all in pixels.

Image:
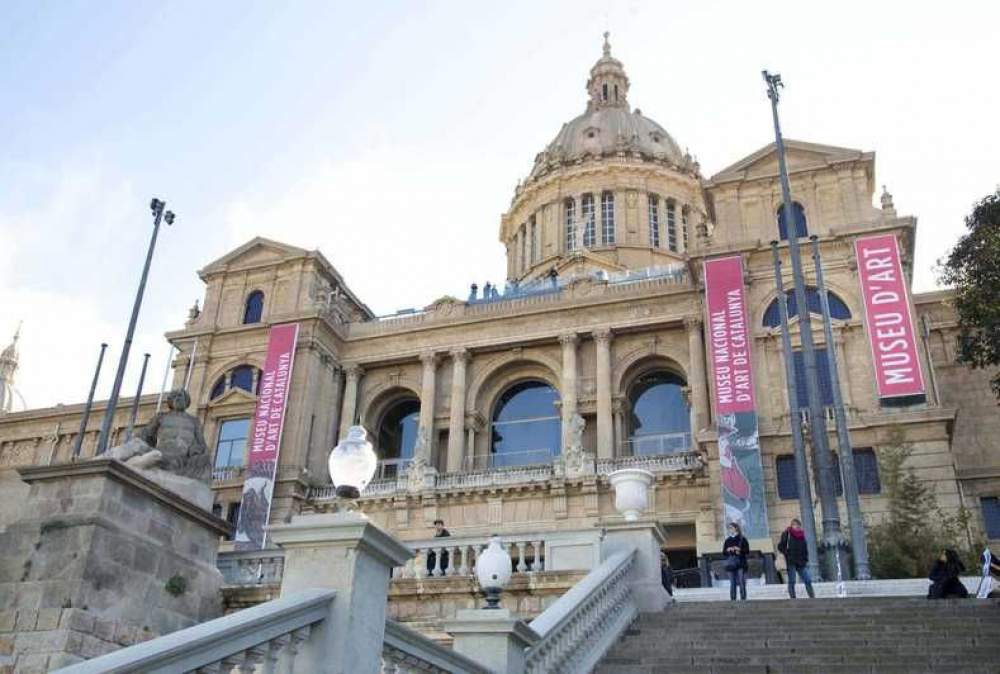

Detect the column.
[
  {"left": 446, "top": 348, "right": 469, "bottom": 473},
  {"left": 612, "top": 398, "right": 625, "bottom": 457},
  {"left": 594, "top": 329, "right": 613, "bottom": 459},
  {"left": 417, "top": 352, "right": 439, "bottom": 463},
  {"left": 338, "top": 364, "right": 362, "bottom": 440},
  {"left": 684, "top": 317, "right": 709, "bottom": 432},
  {"left": 559, "top": 334, "right": 578, "bottom": 451}
]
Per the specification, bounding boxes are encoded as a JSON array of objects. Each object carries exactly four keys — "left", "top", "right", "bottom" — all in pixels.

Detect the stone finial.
[
  {"left": 187, "top": 299, "right": 201, "bottom": 324},
  {"left": 603, "top": 31, "right": 611, "bottom": 57},
  {"left": 881, "top": 185, "right": 896, "bottom": 216}
]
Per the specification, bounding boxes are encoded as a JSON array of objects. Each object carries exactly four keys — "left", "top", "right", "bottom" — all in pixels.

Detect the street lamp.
[
  {"left": 328, "top": 426, "right": 378, "bottom": 501},
  {"left": 475, "top": 536, "right": 512, "bottom": 609}
]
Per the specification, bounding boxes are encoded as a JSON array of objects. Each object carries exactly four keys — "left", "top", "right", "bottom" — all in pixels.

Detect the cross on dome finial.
[{"left": 603, "top": 31, "right": 611, "bottom": 56}]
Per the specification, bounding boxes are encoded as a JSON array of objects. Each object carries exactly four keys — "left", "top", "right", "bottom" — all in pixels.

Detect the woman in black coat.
[
  {"left": 723, "top": 522, "right": 750, "bottom": 601},
  {"left": 928, "top": 549, "right": 968, "bottom": 599}
]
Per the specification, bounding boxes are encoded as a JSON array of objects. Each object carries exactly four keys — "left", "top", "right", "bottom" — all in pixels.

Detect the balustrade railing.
[
  {"left": 217, "top": 549, "right": 285, "bottom": 586},
  {"left": 620, "top": 432, "right": 692, "bottom": 457},
  {"left": 52, "top": 589, "right": 334, "bottom": 674},
  {"left": 381, "top": 619, "right": 490, "bottom": 674},
  {"left": 394, "top": 534, "right": 547, "bottom": 579},
  {"left": 211, "top": 466, "right": 244, "bottom": 483},
  {"left": 525, "top": 549, "right": 638, "bottom": 674},
  {"left": 598, "top": 450, "right": 702, "bottom": 475}
]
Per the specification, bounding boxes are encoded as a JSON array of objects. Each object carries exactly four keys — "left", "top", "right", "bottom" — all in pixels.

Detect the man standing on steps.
[{"left": 778, "top": 518, "right": 815, "bottom": 598}]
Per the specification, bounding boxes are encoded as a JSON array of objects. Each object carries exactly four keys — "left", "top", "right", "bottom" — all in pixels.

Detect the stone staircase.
[{"left": 596, "top": 597, "right": 1000, "bottom": 674}]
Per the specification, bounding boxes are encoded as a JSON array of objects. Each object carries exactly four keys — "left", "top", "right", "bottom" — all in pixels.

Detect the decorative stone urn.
[{"left": 607, "top": 468, "right": 654, "bottom": 521}]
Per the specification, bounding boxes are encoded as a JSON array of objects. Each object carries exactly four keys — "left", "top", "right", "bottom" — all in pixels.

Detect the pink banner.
[
  {"left": 234, "top": 322, "right": 300, "bottom": 551},
  {"left": 854, "top": 234, "right": 926, "bottom": 399}
]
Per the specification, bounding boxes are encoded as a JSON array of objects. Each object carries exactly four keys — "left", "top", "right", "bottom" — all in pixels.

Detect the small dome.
[{"left": 526, "top": 33, "right": 686, "bottom": 182}]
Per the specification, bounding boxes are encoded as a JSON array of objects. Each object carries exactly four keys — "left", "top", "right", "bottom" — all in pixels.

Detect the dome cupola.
[{"left": 587, "top": 32, "right": 630, "bottom": 111}]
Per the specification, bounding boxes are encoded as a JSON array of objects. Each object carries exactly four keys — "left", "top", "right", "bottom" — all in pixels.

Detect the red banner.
[
  {"left": 854, "top": 234, "right": 926, "bottom": 399},
  {"left": 234, "top": 322, "right": 300, "bottom": 551}
]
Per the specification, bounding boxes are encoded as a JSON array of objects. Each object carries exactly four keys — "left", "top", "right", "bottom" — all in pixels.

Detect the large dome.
[{"left": 526, "top": 33, "right": 690, "bottom": 183}]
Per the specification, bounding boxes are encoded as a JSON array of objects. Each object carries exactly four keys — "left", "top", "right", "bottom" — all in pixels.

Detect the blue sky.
[{"left": 2, "top": 1, "right": 997, "bottom": 408}]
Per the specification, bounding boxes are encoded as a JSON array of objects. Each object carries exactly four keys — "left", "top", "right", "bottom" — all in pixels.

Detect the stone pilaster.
[
  {"left": 446, "top": 349, "right": 469, "bottom": 473},
  {"left": 559, "top": 334, "right": 579, "bottom": 452},
  {"left": 594, "top": 329, "right": 613, "bottom": 459},
  {"left": 417, "top": 352, "right": 439, "bottom": 463},
  {"left": 338, "top": 364, "right": 363, "bottom": 440},
  {"left": 685, "top": 317, "right": 709, "bottom": 433}
]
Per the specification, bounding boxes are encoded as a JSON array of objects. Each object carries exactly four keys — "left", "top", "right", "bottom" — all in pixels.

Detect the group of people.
[{"left": 723, "top": 518, "right": 816, "bottom": 601}]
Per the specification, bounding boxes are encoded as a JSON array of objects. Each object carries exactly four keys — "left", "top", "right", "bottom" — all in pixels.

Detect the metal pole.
[
  {"left": 156, "top": 345, "right": 175, "bottom": 414},
  {"left": 763, "top": 71, "right": 846, "bottom": 580},
  {"left": 73, "top": 343, "right": 108, "bottom": 459},
  {"left": 96, "top": 199, "right": 173, "bottom": 454},
  {"left": 126, "top": 353, "right": 151, "bottom": 441},
  {"left": 810, "top": 235, "right": 871, "bottom": 579},
  {"left": 771, "top": 242, "right": 820, "bottom": 579}
]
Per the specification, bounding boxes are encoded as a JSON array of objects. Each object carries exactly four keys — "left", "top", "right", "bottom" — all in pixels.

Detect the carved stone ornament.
[{"left": 561, "top": 413, "right": 595, "bottom": 478}]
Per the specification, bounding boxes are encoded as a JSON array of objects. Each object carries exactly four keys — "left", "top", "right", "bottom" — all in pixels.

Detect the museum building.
[{"left": 0, "top": 36, "right": 998, "bottom": 607}]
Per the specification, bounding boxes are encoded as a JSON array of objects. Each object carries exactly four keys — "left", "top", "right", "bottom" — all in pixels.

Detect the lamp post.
[
  {"left": 327, "top": 425, "right": 378, "bottom": 502},
  {"left": 125, "top": 352, "right": 151, "bottom": 441},
  {"left": 72, "top": 342, "right": 108, "bottom": 459},
  {"left": 96, "top": 198, "right": 174, "bottom": 454},
  {"left": 763, "top": 71, "right": 848, "bottom": 580},
  {"left": 475, "top": 535, "right": 513, "bottom": 609}
]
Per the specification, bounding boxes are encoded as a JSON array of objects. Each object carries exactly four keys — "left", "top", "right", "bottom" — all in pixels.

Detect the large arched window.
[
  {"left": 377, "top": 398, "right": 420, "bottom": 478},
  {"left": 601, "top": 191, "right": 615, "bottom": 245},
  {"left": 762, "top": 288, "right": 851, "bottom": 328},
  {"left": 564, "top": 198, "right": 577, "bottom": 252},
  {"left": 776, "top": 202, "right": 808, "bottom": 241},
  {"left": 209, "top": 365, "right": 261, "bottom": 400},
  {"left": 243, "top": 290, "right": 265, "bottom": 324},
  {"left": 627, "top": 371, "right": 691, "bottom": 456},
  {"left": 490, "top": 381, "right": 561, "bottom": 467}
]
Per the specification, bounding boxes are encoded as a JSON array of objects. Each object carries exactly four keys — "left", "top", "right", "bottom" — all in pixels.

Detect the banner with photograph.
[
  {"left": 854, "top": 234, "right": 926, "bottom": 400},
  {"left": 703, "top": 255, "right": 769, "bottom": 539},
  {"left": 234, "top": 322, "right": 300, "bottom": 551}
]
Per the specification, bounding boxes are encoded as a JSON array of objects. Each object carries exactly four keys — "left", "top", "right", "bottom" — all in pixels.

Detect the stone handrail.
[
  {"left": 381, "top": 618, "right": 491, "bottom": 674},
  {"left": 395, "top": 533, "right": 548, "bottom": 579},
  {"left": 51, "top": 588, "right": 335, "bottom": 673},
  {"left": 597, "top": 451, "right": 702, "bottom": 475},
  {"left": 524, "top": 549, "right": 638, "bottom": 674}
]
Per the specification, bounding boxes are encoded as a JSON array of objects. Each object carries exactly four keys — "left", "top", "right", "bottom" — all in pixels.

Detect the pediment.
[
  {"left": 552, "top": 250, "right": 627, "bottom": 277},
  {"left": 711, "top": 140, "right": 870, "bottom": 183},
  {"left": 199, "top": 237, "right": 311, "bottom": 278},
  {"left": 206, "top": 387, "right": 257, "bottom": 409}
]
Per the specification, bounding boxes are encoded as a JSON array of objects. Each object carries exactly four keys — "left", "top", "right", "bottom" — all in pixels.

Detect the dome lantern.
[{"left": 586, "top": 32, "right": 630, "bottom": 112}]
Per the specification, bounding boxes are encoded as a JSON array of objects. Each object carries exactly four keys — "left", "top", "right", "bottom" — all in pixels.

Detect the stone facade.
[{"left": 0, "top": 36, "right": 998, "bottom": 595}]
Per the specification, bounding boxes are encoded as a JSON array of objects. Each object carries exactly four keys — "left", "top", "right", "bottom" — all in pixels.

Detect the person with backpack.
[
  {"left": 778, "top": 518, "right": 815, "bottom": 599},
  {"left": 723, "top": 522, "right": 750, "bottom": 601}
]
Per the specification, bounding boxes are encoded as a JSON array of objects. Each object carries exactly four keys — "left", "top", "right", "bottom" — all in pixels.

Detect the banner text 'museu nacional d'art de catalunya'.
[
  {"left": 234, "top": 322, "right": 300, "bottom": 551},
  {"left": 703, "top": 256, "right": 769, "bottom": 539},
  {"left": 854, "top": 233, "right": 926, "bottom": 401}
]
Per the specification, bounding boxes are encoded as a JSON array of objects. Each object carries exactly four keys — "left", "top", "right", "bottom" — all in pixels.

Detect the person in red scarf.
[{"left": 777, "top": 518, "right": 815, "bottom": 598}]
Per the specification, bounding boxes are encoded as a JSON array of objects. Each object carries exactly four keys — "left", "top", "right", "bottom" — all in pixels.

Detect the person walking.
[
  {"left": 660, "top": 552, "right": 676, "bottom": 602},
  {"left": 723, "top": 522, "right": 750, "bottom": 601},
  {"left": 778, "top": 518, "right": 815, "bottom": 598},
  {"left": 928, "top": 549, "right": 969, "bottom": 599}
]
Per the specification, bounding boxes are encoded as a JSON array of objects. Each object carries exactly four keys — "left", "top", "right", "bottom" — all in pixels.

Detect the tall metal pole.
[
  {"left": 155, "top": 345, "right": 175, "bottom": 414},
  {"left": 763, "top": 71, "right": 847, "bottom": 580},
  {"left": 96, "top": 198, "right": 174, "bottom": 454},
  {"left": 126, "top": 353, "right": 151, "bottom": 441},
  {"left": 771, "top": 243, "right": 820, "bottom": 579},
  {"left": 809, "top": 236, "right": 871, "bottom": 579},
  {"left": 73, "top": 343, "right": 108, "bottom": 459}
]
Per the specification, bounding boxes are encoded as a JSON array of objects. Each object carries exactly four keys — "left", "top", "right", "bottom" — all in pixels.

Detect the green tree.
[
  {"left": 937, "top": 188, "right": 1000, "bottom": 398},
  {"left": 867, "top": 427, "right": 978, "bottom": 578}
]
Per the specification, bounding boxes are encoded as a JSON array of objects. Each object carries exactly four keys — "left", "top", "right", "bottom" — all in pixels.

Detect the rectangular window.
[
  {"left": 601, "top": 191, "right": 615, "bottom": 245},
  {"left": 682, "top": 206, "right": 690, "bottom": 250},
  {"left": 530, "top": 215, "right": 538, "bottom": 263},
  {"left": 853, "top": 448, "right": 881, "bottom": 494},
  {"left": 225, "top": 501, "right": 241, "bottom": 541},
  {"left": 519, "top": 225, "right": 527, "bottom": 272},
  {"left": 776, "top": 455, "right": 799, "bottom": 500},
  {"left": 214, "top": 418, "right": 251, "bottom": 469},
  {"left": 648, "top": 195, "right": 660, "bottom": 247},
  {"left": 582, "top": 193, "right": 596, "bottom": 248},
  {"left": 792, "top": 349, "right": 834, "bottom": 410},
  {"left": 982, "top": 497, "right": 1000, "bottom": 539},
  {"left": 565, "top": 199, "right": 576, "bottom": 252},
  {"left": 666, "top": 200, "right": 677, "bottom": 252}
]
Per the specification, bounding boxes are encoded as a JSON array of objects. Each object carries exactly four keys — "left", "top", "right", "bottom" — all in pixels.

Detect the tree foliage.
[
  {"left": 866, "top": 427, "right": 979, "bottom": 578},
  {"left": 938, "top": 188, "right": 1000, "bottom": 398}
]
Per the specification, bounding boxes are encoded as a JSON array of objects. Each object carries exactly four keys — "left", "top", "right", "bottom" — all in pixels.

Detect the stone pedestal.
[
  {"left": 268, "top": 511, "right": 413, "bottom": 674},
  {"left": 0, "top": 459, "right": 229, "bottom": 671},
  {"left": 445, "top": 608, "right": 539, "bottom": 674},
  {"left": 600, "top": 518, "right": 670, "bottom": 612}
]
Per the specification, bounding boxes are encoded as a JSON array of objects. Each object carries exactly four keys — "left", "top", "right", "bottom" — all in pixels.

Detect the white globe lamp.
[
  {"left": 475, "top": 535, "right": 512, "bottom": 609},
  {"left": 328, "top": 426, "right": 378, "bottom": 500}
]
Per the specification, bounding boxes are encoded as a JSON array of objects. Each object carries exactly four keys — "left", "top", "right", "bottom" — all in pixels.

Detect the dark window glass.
[
  {"left": 210, "top": 376, "right": 226, "bottom": 400},
  {"left": 243, "top": 290, "right": 264, "bottom": 324},
  {"left": 776, "top": 455, "right": 798, "bottom": 500},
  {"left": 214, "top": 418, "right": 251, "bottom": 468},
  {"left": 581, "top": 194, "right": 596, "bottom": 248},
  {"left": 792, "top": 349, "right": 834, "bottom": 409},
  {"left": 777, "top": 202, "right": 808, "bottom": 240},
  {"left": 378, "top": 399, "right": 420, "bottom": 478},
  {"left": 225, "top": 501, "right": 241, "bottom": 540},
  {"left": 853, "top": 448, "right": 881, "bottom": 494},
  {"left": 763, "top": 288, "right": 851, "bottom": 328},
  {"left": 491, "top": 381, "right": 561, "bottom": 467},
  {"left": 230, "top": 366, "right": 255, "bottom": 393},
  {"left": 628, "top": 371, "right": 691, "bottom": 455},
  {"left": 981, "top": 497, "right": 1000, "bottom": 539}
]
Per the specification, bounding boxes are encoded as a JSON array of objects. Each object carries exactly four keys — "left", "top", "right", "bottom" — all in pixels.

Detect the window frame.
[
  {"left": 581, "top": 193, "right": 596, "bottom": 248},
  {"left": 666, "top": 200, "right": 677, "bottom": 252},
  {"left": 564, "top": 198, "right": 577, "bottom": 252},
  {"left": 601, "top": 191, "right": 615, "bottom": 245},
  {"left": 213, "top": 417, "right": 252, "bottom": 470},
  {"left": 648, "top": 194, "right": 660, "bottom": 248},
  {"left": 243, "top": 290, "right": 265, "bottom": 324}
]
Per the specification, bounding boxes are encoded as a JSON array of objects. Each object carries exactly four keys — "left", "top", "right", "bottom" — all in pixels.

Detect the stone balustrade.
[
  {"left": 381, "top": 619, "right": 490, "bottom": 674},
  {"left": 395, "top": 533, "right": 548, "bottom": 579},
  {"left": 217, "top": 549, "right": 285, "bottom": 587}
]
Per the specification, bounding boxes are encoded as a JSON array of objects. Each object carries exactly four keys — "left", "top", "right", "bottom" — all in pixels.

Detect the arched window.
[
  {"left": 666, "top": 200, "right": 678, "bottom": 252},
  {"left": 601, "top": 191, "right": 615, "bottom": 245},
  {"left": 762, "top": 288, "right": 851, "bottom": 328},
  {"left": 209, "top": 365, "right": 261, "bottom": 400},
  {"left": 564, "top": 198, "right": 577, "bottom": 252},
  {"left": 230, "top": 365, "right": 255, "bottom": 392},
  {"left": 530, "top": 215, "right": 538, "bottom": 264},
  {"left": 581, "top": 193, "right": 596, "bottom": 248},
  {"left": 627, "top": 371, "right": 691, "bottom": 456},
  {"left": 648, "top": 194, "right": 660, "bottom": 248},
  {"left": 490, "top": 381, "right": 561, "bottom": 467},
  {"left": 602, "top": 83, "right": 608, "bottom": 101},
  {"left": 519, "top": 224, "right": 527, "bottom": 273},
  {"left": 243, "top": 290, "right": 264, "bottom": 324},
  {"left": 377, "top": 398, "right": 420, "bottom": 478},
  {"left": 776, "top": 202, "right": 808, "bottom": 241}
]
